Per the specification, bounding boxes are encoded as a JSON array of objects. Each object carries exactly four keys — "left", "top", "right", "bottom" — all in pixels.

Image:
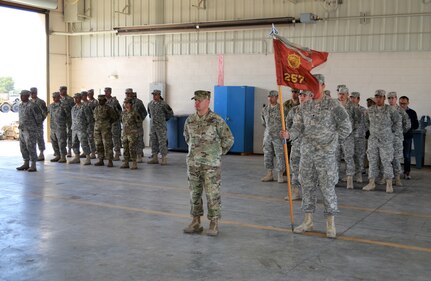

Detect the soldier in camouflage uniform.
[
  {"left": 121, "top": 98, "right": 142, "bottom": 170},
  {"left": 286, "top": 74, "right": 352, "bottom": 238},
  {"left": 69, "top": 93, "right": 93, "bottom": 165},
  {"left": 183, "top": 90, "right": 234, "bottom": 237},
  {"left": 387, "top": 91, "right": 411, "bottom": 186},
  {"left": 350, "top": 92, "right": 367, "bottom": 182},
  {"left": 125, "top": 88, "right": 147, "bottom": 162},
  {"left": 337, "top": 86, "right": 359, "bottom": 189},
  {"left": 363, "top": 90, "right": 402, "bottom": 193},
  {"left": 87, "top": 89, "right": 99, "bottom": 111},
  {"left": 59, "top": 86, "right": 75, "bottom": 157},
  {"left": 104, "top": 87, "right": 122, "bottom": 161},
  {"left": 261, "top": 90, "right": 286, "bottom": 183},
  {"left": 93, "top": 94, "right": 118, "bottom": 167},
  {"left": 80, "top": 91, "right": 96, "bottom": 159},
  {"left": 147, "top": 90, "right": 174, "bottom": 165},
  {"left": 30, "top": 87, "right": 48, "bottom": 161},
  {"left": 48, "top": 92, "right": 69, "bottom": 163},
  {"left": 283, "top": 88, "right": 299, "bottom": 160},
  {"left": 16, "top": 90, "right": 43, "bottom": 172}
]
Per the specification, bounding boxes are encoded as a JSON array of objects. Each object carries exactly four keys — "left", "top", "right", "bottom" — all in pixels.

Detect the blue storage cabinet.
[
  {"left": 214, "top": 86, "right": 255, "bottom": 153},
  {"left": 167, "top": 115, "right": 189, "bottom": 151}
]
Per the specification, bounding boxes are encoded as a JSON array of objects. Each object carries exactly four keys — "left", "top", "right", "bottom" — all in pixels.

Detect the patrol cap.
[
  {"left": 300, "top": 90, "right": 314, "bottom": 97},
  {"left": 366, "top": 97, "right": 374, "bottom": 102},
  {"left": 30, "top": 87, "right": 37, "bottom": 93},
  {"left": 104, "top": 87, "right": 112, "bottom": 92},
  {"left": 98, "top": 94, "right": 107, "bottom": 100},
  {"left": 59, "top": 86, "right": 67, "bottom": 91},
  {"left": 375, "top": 89, "right": 386, "bottom": 97},
  {"left": 152, "top": 90, "right": 161, "bottom": 95},
  {"left": 324, "top": 90, "right": 331, "bottom": 97},
  {"left": 387, "top": 91, "right": 397, "bottom": 98},
  {"left": 81, "top": 91, "right": 88, "bottom": 96},
  {"left": 52, "top": 92, "right": 60, "bottom": 98},
  {"left": 73, "top": 93, "right": 82, "bottom": 98},
  {"left": 313, "top": 74, "right": 325, "bottom": 85},
  {"left": 350, "top": 92, "right": 360, "bottom": 98},
  {"left": 338, "top": 86, "right": 349, "bottom": 94},
  {"left": 291, "top": 88, "right": 300, "bottom": 93},
  {"left": 87, "top": 89, "right": 94, "bottom": 94},
  {"left": 191, "top": 90, "right": 211, "bottom": 100},
  {"left": 336, "top": 84, "right": 346, "bottom": 92},
  {"left": 268, "top": 90, "right": 278, "bottom": 97},
  {"left": 125, "top": 88, "right": 133, "bottom": 94},
  {"left": 20, "top": 90, "right": 31, "bottom": 96}
]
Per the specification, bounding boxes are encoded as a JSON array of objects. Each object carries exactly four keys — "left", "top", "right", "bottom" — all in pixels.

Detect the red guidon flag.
[{"left": 273, "top": 37, "right": 328, "bottom": 98}]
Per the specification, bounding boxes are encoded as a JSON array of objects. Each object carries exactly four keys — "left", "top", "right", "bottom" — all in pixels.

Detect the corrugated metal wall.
[{"left": 69, "top": 0, "right": 431, "bottom": 58}]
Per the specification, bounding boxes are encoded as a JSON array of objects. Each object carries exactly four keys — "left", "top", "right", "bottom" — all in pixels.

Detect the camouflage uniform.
[
  {"left": 82, "top": 100, "right": 96, "bottom": 154},
  {"left": 71, "top": 103, "right": 93, "bottom": 155},
  {"left": 289, "top": 95, "right": 352, "bottom": 215},
  {"left": 94, "top": 101, "right": 118, "bottom": 161},
  {"left": 132, "top": 97, "right": 147, "bottom": 155},
  {"left": 148, "top": 99, "right": 174, "bottom": 157},
  {"left": 19, "top": 99, "right": 43, "bottom": 163},
  {"left": 122, "top": 109, "right": 142, "bottom": 162},
  {"left": 366, "top": 104, "right": 402, "bottom": 180},
  {"left": 283, "top": 98, "right": 299, "bottom": 158},
  {"left": 261, "top": 103, "right": 285, "bottom": 172},
  {"left": 60, "top": 95, "right": 75, "bottom": 151},
  {"left": 48, "top": 101, "right": 69, "bottom": 157},
  {"left": 31, "top": 97, "right": 47, "bottom": 152},
  {"left": 392, "top": 105, "right": 411, "bottom": 177},
  {"left": 353, "top": 104, "right": 367, "bottom": 176},
  {"left": 286, "top": 105, "right": 301, "bottom": 187},
  {"left": 106, "top": 96, "right": 123, "bottom": 155},
  {"left": 184, "top": 109, "right": 234, "bottom": 220}
]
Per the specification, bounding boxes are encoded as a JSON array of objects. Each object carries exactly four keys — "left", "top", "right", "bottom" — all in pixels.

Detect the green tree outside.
[{"left": 0, "top": 77, "right": 15, "bottom": 93}]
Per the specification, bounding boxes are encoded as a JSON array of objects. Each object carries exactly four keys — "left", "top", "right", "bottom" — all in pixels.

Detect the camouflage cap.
[
  {"left": 98, "top": 94, "right": 107, "bottom": 100},
  {"left": 366, "top": 97, "right": 374, "bottom": 102},
  {"left": 191, "top": 90, "right": 211, "bottom": 100},
  {"left": 73, "top": 92, "right": 82, "bottom": 98},
  {"left": 387, "top": 91, "right": 397, "bottom": 98},
  {"left": 20, "top": 90, "right": 31, "bottom": 96},
  {"left": 375, "top": 89, "right": 386, "bottom": 97},
  {"left": 291, "top": 88, "right": 300, "bottom": 93},
  {"left": 338, "top": 86, "right": 349, "bottom": 94},
  {"left": 313, "top": 74, "right": 325, "bottom": 84},
  {"left": 52, "top": 92, "right": 60, "bottom": 98},
  {"left": 268, "top": 90, "right": 278, "bottom": 97},
  {"left": 81, "top": 91, "right": 88, "bottom": 96},
  {"left": 125, "top": 88, "right": 133, "bottom": 94},
  {"left": 324, "top": 90, "right": 331, "bottom": 97},
  {"left": 30, "top": 87, "right": 37, "bottom": 93},
  {"left": 300, "top": 90, "right": 314, "bottom": 97},
  {"left": 336, "top": 84, "right": 346, "bottom": 92},
  {"left": 87, "top": 89, "right": 94, "bottom": 94},
  {"left": 104, "top": 87, "right": 112, "bottom": 92},
  {"left": 59, "top": 86, "right": 67, "bottom": 91},
  {"left": 350, "top": 91, "right": 360, "bottom": 98},
  {"left": 152, "top": 90, "right": 161, "bottom": 95}
]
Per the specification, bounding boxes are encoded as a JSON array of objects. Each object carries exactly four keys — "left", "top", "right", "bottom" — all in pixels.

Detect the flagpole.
[{"left": 278, "top": 85, "right": 295, "bottom": 231}]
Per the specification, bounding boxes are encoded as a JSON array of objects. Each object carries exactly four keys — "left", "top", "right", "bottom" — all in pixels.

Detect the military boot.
[
  {"left": 90, "top": 152, "right": 96, "bottom": 159},
  {"left": 113, "top": 151, "right": 120, "bottom": 161},
  {"left": 326, "top": 215, "right": 336, "bottom": 239},
  {"left": 377, "top": 178, "right": 386, "bottom": 185},
  {"left": 346, "top": 176, "right": 354, "bottom": 189},
  {"left": 120, "top": 161, "right": 129, "bottom": 169},
  {"left": 160, "top": 156, "right": 167, "bottom": 166},
  {"left": 27, "top": 161, "right": 37, "bottom": 172},
  {"left": 284, "top": 186, "right": 301, "bottom": 201},
  {"left": 37, "top": 151, "right": 45, "bottom": 161},
  {"left": 130, "top": 161, "right": 138, "bottom": 170},
  {"left": 277, "top": 171, "right": 285, "bottom": 183},
  {"left": 79, "top": 153, "right": 86, "bottom": 158},
  {"left": 147, "top": 155, "right": 159, "bottom": 164},
  {"left": 83, "top": 155, "right": 91, "bottom": 165},
  {"left": 386, "top": 179, "right": 394, "bottom": 193},
  {"left": 362, "top": 178, "right": 376, "bottom": 191},
  {"left": 394, "top": 175, "right": 402, "bottom": 186},
  {"left": 94, "top": 159, "right": 104, "bottom": 166},
  {"left": 50, "top": 156, "right": 60, "bottom": 162},
  {"left": 107, "top": 159, "right": 114, "bottom": 167},
  {"left": 261, "top": 170, "right": 273, "bottom": 182},
  {"left": 354, "top": 173, "right": 363, "bottom": 183},
  {"left": 58, "top": 155, "right": 67, "bottom": 163},
  {"left": 68, "top": 155, "right": 81, "bottom": 164},
  {"left": 207, "top": 219, "right": 219, "bottom": 237},
  {"left": 183, "top": 216, "right": 204, "bottom": 234},
  {"left": 293, "top": 213, "right": 313, "bottom": 233},
  {"left": 67, "top": 148, "right": 72, "bottom": 158},
  {"left": 16, "top": 161, "right": 29, "bottom": 171}
]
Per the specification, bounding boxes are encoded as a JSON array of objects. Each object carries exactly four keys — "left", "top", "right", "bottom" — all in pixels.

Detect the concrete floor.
[{"left": 0, "top": 140, "right": 430, "bottom": 281}]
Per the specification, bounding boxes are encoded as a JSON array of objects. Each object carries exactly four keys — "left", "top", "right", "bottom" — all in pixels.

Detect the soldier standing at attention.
[
  {"left": 183, "top": 90, "right": 234, "bottom": 237},
  {"left": 59, "top": 86, "right": 75, "bottom": 157},
  {"left": 104, "top": 87, "right": 122, "bottom": 161},
  {"left": 16, "top": 90, "right": 43, "bottom": 172},
  {"left": 147, "top": 90, "right": 174, "bottom": 165},
  {"left": 261, "top": 90, "right": 286, "bottom": 183},
  {"left": 387, "top": 91, "right": 411, "bottom": 186},
  {"left": 284, "top": 74, "right": 352, "bottom": 238},
  {"left": 399, "top": 96, "right": 419, "bottom": 179},
  {"left": 125, "top": 88, "right": 147, "bottom": 162},
  {"left": 93, "top": 95, "right": 118, "bottom": 167},
  {"left": 349, "top": 92, "right": 367, "bottom": 182},
  {"left": 69, "top": 93, "right": 93, "bottom": 165},
  {"left": 30, "top": 87, "right": 48, "bottom": 161},
  {"left": 121, "top": 98, "right": 142, "bottom": 170},
  {"left": 80, "top": 91, "right": 96, "bottom": 159},
  {"left": 87, "top": 89, "right": 98, "bottom": 111},
  {"left": 283, "top": 88, "right": 300, "bottom": 159},
  {"left": 363, "top": 90, "right": 402, "bottom": 193},
  {"left": 48, "top": 92, "right": 69, "bottom": 163}
]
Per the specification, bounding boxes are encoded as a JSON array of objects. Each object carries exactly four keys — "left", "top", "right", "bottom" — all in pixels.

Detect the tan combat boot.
[
  {"left": 50, "top": 156, "right": 60, "bottom": 162},
  {"left": 326, "top": 215, "right": 336, "bottom": 239},
  {"left": 261, "top": 170, "right": 273, "bottom": 182},
  {"left": 362, "top": 178, "right": 376, "bottom": 191},
  {"left": 346, "top": 176, "right": 354, "bottom": 189},
  {"left": 27, "top": 161, "right": 37, "bottom": 172},
  {"left": 113, "top": 151, "right": 120, "bottom": 161},
  {"left": 284, "top": 186, "right": 301, "bottom": 201},
  {"left": 37, "top": 151, "right": 45, "bottom": 161},
  {"left": 277, "top": 171, "right": 285, "bottom": 183},
  {"left": 354, "top": 173, "right": 363, "bottom": 183},
  {"left": 207, "top": 219, "right": 219, "bottom": 236},
  {"left": 90, "top": 152, "right": 96, "bottom": 159},
  {"left": 83, "top": 155, "right": 91, "bottom": 165},
  {"left": 58, "top": 155, "right": 67, "bottom": 163},
  {"left": 107, "top": 160, "right": 114, "bottom": 167},
  {"left": 94, "top": 159, "right": 104, "bottom": 166},
  {"left": 183, "top": 216, "right": 204, "bottom": 234},
  {"left": 394, "top": 175, "right": 402, "bottom": 186},
  {"left": 293, "top": 213, "right": 313, "bottom": 233},
  {"left": 120, "top": 161, "right": 130, "bottom": 169},
  {"left": 130, "top": 161, "right": 138, "bottom": 170},
  {"left": 160, "top": 156, "right": 167, "bottom": 165},
  {"left": 147, "top": 154, "right": 159, "bottom": 164},
  {"left": 377, "top": 178, "right": 386, "bottom": 185},
  {"left": 16, "top": 161, "right": 30, "bottom": 171},
  {"left": 68, "top": 155, "right": 81, "bottom": 164},
  {"left": 386, "top": 179, "right": 394, "bottom": 193}
]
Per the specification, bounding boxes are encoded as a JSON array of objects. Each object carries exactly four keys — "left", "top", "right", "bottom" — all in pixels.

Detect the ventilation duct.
[{"left": 1, "top": 0, "right": 57, "bottom": 10}]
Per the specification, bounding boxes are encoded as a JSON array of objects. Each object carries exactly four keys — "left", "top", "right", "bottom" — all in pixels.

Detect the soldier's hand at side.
[{"left": 280, "top": 130, "right": 290, "bottom": 140}]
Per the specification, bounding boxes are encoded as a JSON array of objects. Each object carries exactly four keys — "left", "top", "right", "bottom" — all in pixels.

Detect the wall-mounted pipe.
[{"left": 50, "top": 30, "right": 118, "bottom": 36}]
